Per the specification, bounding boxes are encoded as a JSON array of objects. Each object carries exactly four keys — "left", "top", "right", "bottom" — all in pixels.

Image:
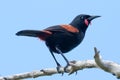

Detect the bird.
[{"left": 16, "top": 14, "right": 100, "bottom": 73}]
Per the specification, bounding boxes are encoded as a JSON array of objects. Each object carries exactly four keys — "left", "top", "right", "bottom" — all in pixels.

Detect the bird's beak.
[{"left": 88, "top": 15, "right": 101, "bottom": 21}]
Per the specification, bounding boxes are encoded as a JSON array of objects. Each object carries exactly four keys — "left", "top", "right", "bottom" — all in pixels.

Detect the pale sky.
[{"left": 0, "top": 0, "right": 120, "bottom": 80}]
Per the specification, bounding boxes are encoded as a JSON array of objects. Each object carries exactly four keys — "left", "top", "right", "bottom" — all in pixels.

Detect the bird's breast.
[{"left": 46, "top": 31, "right": 85, "bottom": 53}]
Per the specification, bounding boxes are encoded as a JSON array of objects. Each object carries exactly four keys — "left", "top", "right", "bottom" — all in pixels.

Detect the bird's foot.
[
  {"left": 56, "top": 65, "right": 62, "bottom": 73},
  {"left": 64, "top": 64, "right": 78, "bottom": 75},
  {"left": 64, "top": 64, "right": 71, "bottom": 72},
  {"left": 56, "top": 64, "right": 64, "bottom": 75}
]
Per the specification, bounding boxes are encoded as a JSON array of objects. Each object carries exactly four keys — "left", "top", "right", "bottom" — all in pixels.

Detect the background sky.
[{"left": 0, "top": 0, "right": 120, "bottom": 80}]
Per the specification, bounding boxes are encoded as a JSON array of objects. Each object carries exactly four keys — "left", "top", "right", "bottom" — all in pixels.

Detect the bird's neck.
[{"left": 70, "top": 23, "right": 88, "bottom": 34}]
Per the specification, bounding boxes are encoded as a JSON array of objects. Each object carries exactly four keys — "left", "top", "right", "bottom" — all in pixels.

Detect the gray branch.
[
  {"left": 94, "top": 47, "right": 120, "bottom": 78},
  {"left": 0, "top": 47, "right": 120, "bottom": 80}
]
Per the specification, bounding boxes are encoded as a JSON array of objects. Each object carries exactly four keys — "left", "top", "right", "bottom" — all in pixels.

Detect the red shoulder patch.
[{"left": 60, "top": 24, "right": 79, "bottom": 33}]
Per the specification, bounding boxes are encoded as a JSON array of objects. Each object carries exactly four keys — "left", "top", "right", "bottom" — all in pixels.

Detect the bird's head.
[{"left": 70, "top": 14, "right": 101, "bottom": 33}]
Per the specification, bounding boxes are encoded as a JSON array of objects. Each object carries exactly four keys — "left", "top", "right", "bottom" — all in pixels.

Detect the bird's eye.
[{"left": 80, "top": 16, "right": 84, "bottom": 19}]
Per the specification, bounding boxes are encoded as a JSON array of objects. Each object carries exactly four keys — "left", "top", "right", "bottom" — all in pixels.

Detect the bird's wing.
[
  {"left": 44, "top": 25, "right": 79, "bottom": 33},
  {"left": 44, "top": 25, "right": 66, "bottom": 33},
  {"left": 16, "top": 25, "right": 79, "bottom": 41}
]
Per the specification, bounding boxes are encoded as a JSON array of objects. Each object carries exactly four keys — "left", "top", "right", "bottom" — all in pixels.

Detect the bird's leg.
[
  {"left": 48, "top": 47, "right": 63, "bottom": 73},
  {"left": 56, "top": 46, "right": 70, "bottom": 72}
]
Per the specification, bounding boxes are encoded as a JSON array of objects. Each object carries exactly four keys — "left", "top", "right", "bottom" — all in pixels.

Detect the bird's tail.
[
  {"left": 16, "top": 30, "right": 43, "bottom": 37},
  {"left": 16, "top": 30, "right": 52, "bottom": 40}
]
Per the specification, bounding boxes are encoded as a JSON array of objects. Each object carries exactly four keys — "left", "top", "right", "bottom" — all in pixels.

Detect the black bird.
[{"left": 16, "top": 14, "right": 100, "bottom": 72}]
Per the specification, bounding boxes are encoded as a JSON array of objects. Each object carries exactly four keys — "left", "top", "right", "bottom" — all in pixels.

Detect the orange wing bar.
[{"left": 60, "top": 24, "right": 79, "bottom": 33}]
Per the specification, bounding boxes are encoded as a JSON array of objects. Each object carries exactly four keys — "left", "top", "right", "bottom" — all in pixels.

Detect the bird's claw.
[
  {"left": 64, "top": 64, "right": 71, "bottom": 72},
  {"left": 68, "top": 70, "right": 78, "bottom": 75},
  {"left": 75, "top": 71, "right": 78, "bottom": 75},
  {"left": 64, "top": 64, "right": 78, "bottom": 75},
  {"left": 56, "top": 66, "right": 62, "bottom": 73},
  {"left": 56, "top": 65, "right": 64, "bottom": 75}
]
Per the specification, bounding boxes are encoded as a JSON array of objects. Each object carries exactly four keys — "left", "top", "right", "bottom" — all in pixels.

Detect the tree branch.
[
  {"left": 0, "top": 47, "right": 120, "bottom": 80},
  {"left": 0, "top": 60, "right": 98, "bottom": 80},
  {"left": 94, "top": 47, "right": 120, "bottom": 78}
]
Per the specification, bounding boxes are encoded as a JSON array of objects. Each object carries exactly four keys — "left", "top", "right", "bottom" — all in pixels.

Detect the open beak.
[{"left": 88, "top": 15, "right": 101, "bottom": 21}]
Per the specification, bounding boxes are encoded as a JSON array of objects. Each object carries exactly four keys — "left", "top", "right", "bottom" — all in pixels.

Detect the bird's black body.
[
  {"left": 44, "top": 25, "right": 84, "bottom": 53},
  {"left": 16, "top": 14, "right": 100, "bottom": 72}
]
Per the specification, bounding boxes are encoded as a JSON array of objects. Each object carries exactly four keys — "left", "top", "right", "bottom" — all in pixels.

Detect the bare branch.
[
  {"left": 94, "top": 47, "right": 120, "bottom": 79},
  {"left": 0, "top": 47, "right": 120, "bottom": 80},
  {"left": 0, "top": 60, "right": 98, "bottom": 80}
]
